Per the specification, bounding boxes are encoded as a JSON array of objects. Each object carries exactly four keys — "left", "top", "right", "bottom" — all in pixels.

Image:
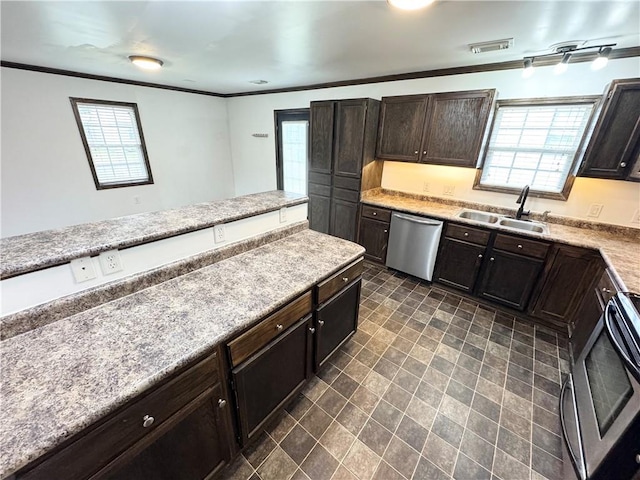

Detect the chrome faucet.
[{"left": 515, "top": 185, "right": 530, "bottom": 220}]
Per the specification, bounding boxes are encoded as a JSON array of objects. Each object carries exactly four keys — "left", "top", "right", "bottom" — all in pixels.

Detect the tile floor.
[{"left": 220, "top": 262, "right": 570, "bottom": 480}]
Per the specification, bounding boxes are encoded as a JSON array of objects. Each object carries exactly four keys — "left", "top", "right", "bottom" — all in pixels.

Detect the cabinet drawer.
[
  {"left": 20, "top": 352, "right": 219, "bottom": 480},
  {"left": 494, "top": 234, "right": 550, "bottom": 259},
  {"left": 445, "top": 223, "right": 490, "bottom": 246},
  {"left": 228, "top": 292, "right": 312, "bottom": 367},
  {"left": 361, "top": 205, "right": 391, "bottom": 223},
  {"left": 596, "top": 268, "right": 620, "bottom": 306},
  {"left": 317, "top": 258, "right": 364, "bottom": 304}
]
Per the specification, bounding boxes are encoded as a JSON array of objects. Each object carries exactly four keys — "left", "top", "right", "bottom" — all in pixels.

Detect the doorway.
[{"left": 274, "top": 109, "right": 309, "bottom": 195}]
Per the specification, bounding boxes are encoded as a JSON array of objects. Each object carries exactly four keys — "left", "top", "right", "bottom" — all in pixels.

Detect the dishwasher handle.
[{"left": 392, "top": 213, "right": 441, "bottom": 226}]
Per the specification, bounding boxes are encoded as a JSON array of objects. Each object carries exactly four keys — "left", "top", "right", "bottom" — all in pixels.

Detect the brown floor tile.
[
  {"left": 460, "top": 429, "right": 495, "bottom": 471},
  {"left": 358, "top": 418, "right": 393, "bottom": 456},
  {"left": 319, "top": 421, "right": 356, "bottom": 461},
  {"left": 453, "top": 453, "right": 491, "bottom": 480},
  {"left": 395, "top": 414, "right": 429, "bottom": 452},
  {"left": 351, "top": 385, "right": 380, "bottom": 415},
  {"left": 281, "top": 424, "right": 317, "bottom": 465},
  {"left": 497, "top": 426, "right": 531, "bottom": 466},
  {"left": 244, "top": 431, "right": 277, "bottom": 469},
  {"left": 372, "top": 461, "right": 405, "bottom": 480},
  {"left": 423, "top": 433, "right": 458, "bottom": 476},
  {"left": 331, "top": 373, "right": 359, "bottom": 400},
  {"left": 256, "top": 446, "right": 297, "bottom": 480},
  {"left": 383, "top": 383, "right": 412, "bottom": 411},
  {"left": 316, "top": 387, "right": 348, "bottom": 418},
  {"left": 342, "top": 439, "right": 381, "bottom": 480},
  {"left": 383, "top": 436, "right": 420, "bottom": 479},
  {"left": 300, "top": 444, "right": 339, "bottom": 480},
  {"left": 336, "top": 401, "right": 368, "bottom": 435},
  {"left": 372, "top": 399, "right": 403, "bottom": 432},
  {"left": 299, "top": 404, "right": 333, "bottom": 440}
]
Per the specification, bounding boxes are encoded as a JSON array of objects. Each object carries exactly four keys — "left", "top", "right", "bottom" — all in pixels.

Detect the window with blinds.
[
  {"left": 70, "top": 98, "right": 153, "bottom": 189},
  {"left": 477, "top": 98, "right": 598, "bottom": 198}
]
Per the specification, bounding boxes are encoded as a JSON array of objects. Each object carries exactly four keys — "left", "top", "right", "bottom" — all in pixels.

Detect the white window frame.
[
  {"left": 474, "top": 96, "right": 600, "bottom": 200},
  {"left": 70, "top": 98, "right": 154, "bottom": 190}
]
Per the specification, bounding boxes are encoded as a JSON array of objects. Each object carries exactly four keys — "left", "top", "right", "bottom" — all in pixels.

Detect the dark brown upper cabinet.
[
  {"left": 376, "top": 89, "right": 495, "bottom": 167},
  {"left": 309, "top": 101, "right": 335, "bottom": 174},
  {"left": 334, "top": 100, "right": 370, "bottom": 178},
  {"left": 376, "top": 95, "right": 428, "bottom": 161},
  {"left": 579, "top": 78, "right": 640, "bottom": 180}
]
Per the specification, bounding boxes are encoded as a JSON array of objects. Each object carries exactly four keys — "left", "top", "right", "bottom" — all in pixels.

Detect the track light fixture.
[{"left": 521, "top": 43, "right": 616, "bottom": 78}]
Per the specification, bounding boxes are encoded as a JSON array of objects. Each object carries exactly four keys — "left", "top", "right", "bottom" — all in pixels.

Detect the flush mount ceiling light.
[
  {"left": 128, "top": 55, "right": 163, "bottom": 70},
  {"left": 469, "top": 38, "right": 514, "bottom": 54},
  {"left": 520, "top": 42, "right": 616, "bottom": 78},
  {"left": 387, "top": 0, "right": 435, "bottom": 11}
]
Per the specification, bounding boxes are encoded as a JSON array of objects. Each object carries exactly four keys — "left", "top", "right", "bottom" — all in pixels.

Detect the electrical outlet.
[
  {"left": 422, "top": 181, "right": 430, "bottom": 193},
  {"left": 443, "top": 185, "right": 455, "bottom": 196},
  {"left": 99, "top": 250, "right": 123, "bottom": 275},
  {"left": 587, "top": 204, "right": 604, "bottom": 218},
  {"left": 214, "top": 224, "right": 226, "bottom": 243},
  {"left": 70, "top": 257, "right": 97, "bottom": 283},
  {"left": 632, "top": 209, "right": 640, "bottom": 224},
  {"left": 279, "top": 207, "right": 287, "bottom": 223}
]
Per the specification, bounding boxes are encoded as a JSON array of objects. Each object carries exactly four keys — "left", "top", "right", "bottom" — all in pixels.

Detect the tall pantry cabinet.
[{"left": 308, "top": 98, "right": 381, "bottom": 242}]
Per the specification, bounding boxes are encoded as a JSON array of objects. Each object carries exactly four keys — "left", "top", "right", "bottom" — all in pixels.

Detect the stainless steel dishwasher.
[{"left": 385, "top": 212, "right": 443, "bottom": 282}]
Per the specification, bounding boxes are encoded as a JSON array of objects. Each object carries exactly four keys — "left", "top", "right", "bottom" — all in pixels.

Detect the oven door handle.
[
  {"left": 604, "top": 301, "right": 639, "bottom": 379},
  {"left": 559, "top": 375, "right": 586, "bottom": 480}
]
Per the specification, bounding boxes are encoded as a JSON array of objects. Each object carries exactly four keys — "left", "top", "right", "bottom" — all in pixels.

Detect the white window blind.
[
  {"left": 480, "top": 102, "right": 595, "bottom": 193},
  {"left": 73, "top": 101, "right": 151, "bottom": 187}
]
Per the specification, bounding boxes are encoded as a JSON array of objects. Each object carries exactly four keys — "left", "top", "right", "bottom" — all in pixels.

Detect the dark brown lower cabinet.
[
  {"left": 231, "top": 315, "right": 313, "bottom": 446},
  {"left": 105, "top": 385, "right": 231, "bottom": 480},
  {"left": 330, "top": 198, "right": 359, "bottom": 242},
  {"left": 308, "top": 185, "right": 331, "bottom": 235},
  {"left": 315, "top": 279, "right": 361, "bottom": 370},
  {"left": 358, "top": 217, "right": 390, "bottom": 263},
  {"left": 434, "top": 237, "right": 485, "bottom": 292},
  {"left": 529, "top": 245, "right": 603, "bottom": 329},
  {"left": 477, "top": 249, "right": 544, "bottom": 311}
]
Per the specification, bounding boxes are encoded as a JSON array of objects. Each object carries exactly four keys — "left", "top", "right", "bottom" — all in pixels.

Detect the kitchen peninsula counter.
[
  {"left": 0, "top": 229, "right": 365, "bottom": 478},
  {"left": 361, "top": 189, "right": 640, "bottom": 293},
  {"left": 1, "top": 190, "right": 307, "bottom": 280}
]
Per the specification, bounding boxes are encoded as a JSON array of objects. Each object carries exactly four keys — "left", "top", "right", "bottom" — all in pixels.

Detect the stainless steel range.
[{"left": 561, "top": 292, "right": 640, "bottom": 480}]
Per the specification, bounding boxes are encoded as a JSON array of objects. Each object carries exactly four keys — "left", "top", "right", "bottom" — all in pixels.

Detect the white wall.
[
  {"left": 1, "top": 68, "right": 235, "bottom": 237},
  {"left": 227, "top": 57, "right": 640, "bottom": 227}
]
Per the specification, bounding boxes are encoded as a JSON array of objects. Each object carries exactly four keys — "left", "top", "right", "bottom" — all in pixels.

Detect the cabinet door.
[
  {"left": 310, "top": 101, "right": 335, "bottom": 173},
  {"left": 529, "top": 245, "right": 603, "bottom": 328},
  {"left": 315, "top": 279, "right": 361, "bottom": 370},
  {"left": 420, "top": 90, "right": 495, "bottom": 167},
  {"left": 434, "top": 237, "right": 486, "bottom": 293},
  {"left": 232, "top": 316, "right": 312, "bottom": 445},
  {"left": 330, "top": 198, "right": 359, "bottom": 242},
  {"left": 105, "top": 385, "right": 231, "bottom": 480},
  {"left": 580, "top": 79, "right": 640, "bottom": 179},
  {"left": 477, "top": 250, "right": 544, "bottom": 311},
  {"left": 308, "top": 183, "right": 331, "bottom": 234},
  {"left": 358, "top": 217, "right": 389, "bottom": 263},
  {"left": 334, "top": 100, "right": 367, "bottom": 178},
  {"left": 376, "top": 95, "right": 428, "bottom": 161}
]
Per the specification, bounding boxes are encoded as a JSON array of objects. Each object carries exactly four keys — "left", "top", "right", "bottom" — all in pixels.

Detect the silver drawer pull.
[
  {"left": 602, "top": 288, "right": 611, "bottom": 293},
  {"left": 372, "top": 212, "right": 377, "bottom": 216},
  {"left": 142, "top": 415, "right": 154, "bottom": 428},
  {"left": 636, "top": 453, "right": 640, "bottom": 464},
  {"left": 309, "top": 327, "right": 316, "bottom": 334},
  {"left": 517, "top": 244, "right": 523, "bottom": 249},
  {"left": 318, "top": 320, "right": 325, "bottom": 327},
  {"left": 218, "top": 399, "right": 227, "bottom": 409},
  {"left": 342, "top": 277, "right": 349, "bottom": 282},
  {"left": 276, "top": 324, "right": 283, "bottom": 331},
  {"left": 620, "top": 162, "right": 627, "bottom": 167},
  {"left": 490, "top": 257, "right": 495, "bottom": 261},
  {"left": 384, "top": 230, "right": 388, "bottom": 233},
  {"left": 478, "top": 254, "right": 483, "bottom": 258},
  {"left": 464, "top": 232, "right": 469, "bottom": 237},
  {"left": 423, "top": 151, "right": 427, "bottom": 155},
  {"left": 414, "top": 150, "right": 418, "bottom": 154}
]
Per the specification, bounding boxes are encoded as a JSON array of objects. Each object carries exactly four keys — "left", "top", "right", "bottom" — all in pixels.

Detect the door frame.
[{"left": 274, "top": 109, "right": 310, "bottom": 191}]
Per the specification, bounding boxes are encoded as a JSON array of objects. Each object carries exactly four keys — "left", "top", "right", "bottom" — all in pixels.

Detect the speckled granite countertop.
[
  {"left": 0, "top": 229, "right": 364, "bottom": 478},
  {"left": 0, "top": 190, "right": 307, "bottom": 280},
  {"left": 361, "top": 190, "right": 640, "bottom": 293}
]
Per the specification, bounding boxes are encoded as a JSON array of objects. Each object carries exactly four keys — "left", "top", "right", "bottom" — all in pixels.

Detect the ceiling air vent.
[{"left": 469, "top": 38, "right": 514, "bottom": 54}]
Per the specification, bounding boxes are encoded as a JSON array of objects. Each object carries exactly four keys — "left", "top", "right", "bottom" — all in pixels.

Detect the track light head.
[{"left": 592, "top": 47, "right": 612, "bottom": 70}]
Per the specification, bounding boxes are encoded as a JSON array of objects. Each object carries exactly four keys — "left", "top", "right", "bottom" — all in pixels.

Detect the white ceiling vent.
[{"left": 469, "top": 38, "right": 514, "bottom": 54}]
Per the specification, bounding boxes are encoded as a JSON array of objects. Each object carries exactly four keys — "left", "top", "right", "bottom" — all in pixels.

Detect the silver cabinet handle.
[
  {"left": 517, "top": 244, "right": 523, "bottom": 249},
  {"left": 218, "top": 399, "right": 227, "bottom": 409},
  {"left": 423, "top": 151, "right": 427, "bottom": 155},
  {"left": 342, "top": 277, "right": 349, "bottom": 282},
  {"left": 414, "top": 150, "right": 418, "bottom": 154},
  {"left": 372, "top": 212, "right": 377, "bottom": 216},
  {"left": 142, "top": 415, "right": 154, "bottom": 428},
  {"left": 383, "top": 230, "right": 388, "bottom": 233},
  {"left": 635, "top": 453, "right": 640, "bottom": 464},
  {"left": 276, "top": 324, "right": 283, "bottom": 331},
  {"left": 490, "top": 257, "right": 495, "bottom": 261},
  {"left": 309, "top": 327, "right": 316, "bottom": 334},
  {"left": 478, "top": 254, "right": 483, "bottom": 258},
  {"left": 602, "top": 287, "right": 611, "bottom": 293},
  {"left": 318, "top": 320, "right": 325, "bottom": 326},
  {"left": 620, "top": 162, "right": 627, "bottom": 167},
  {"left": 464, "top": 232, "right": 469, "bottom": 237}
]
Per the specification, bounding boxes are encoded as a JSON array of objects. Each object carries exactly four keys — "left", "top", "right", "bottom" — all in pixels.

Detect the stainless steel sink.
[
  {"left": 457, "top": 210, "right": 500, "bottom": 224},
  {"left": 498, "top": 218, "right": 549, "bottom": 234}
]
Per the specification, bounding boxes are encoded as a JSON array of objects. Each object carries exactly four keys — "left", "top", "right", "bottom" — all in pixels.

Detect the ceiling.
[{"left": 1, "top": 1, "right": 639, "bottom": 95}]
